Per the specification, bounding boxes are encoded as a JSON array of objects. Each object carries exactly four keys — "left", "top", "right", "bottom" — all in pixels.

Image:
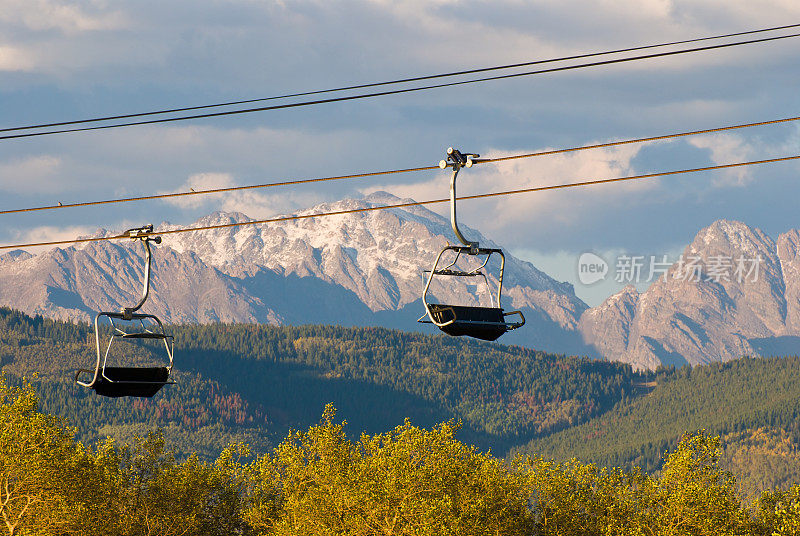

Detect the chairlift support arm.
[
  {"left": 123, "top": 225, "right": 161, "bottom": 319},
  {"left": 418, "top": 149, "right": 525, "bottom": 340},
  {"left": 76, "top": 223, "right": 174, "bottom": 397},
  {"left": 439, "top": 147, "right": 484, "bottom": 253}
]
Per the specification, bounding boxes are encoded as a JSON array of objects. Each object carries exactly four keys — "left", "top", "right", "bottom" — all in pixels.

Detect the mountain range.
[
  {"left": 579, "top": 220, "right": 800, "bottom": 369},
  {"left": 2, "top": 192, "right": 799, "bottom": 370}
]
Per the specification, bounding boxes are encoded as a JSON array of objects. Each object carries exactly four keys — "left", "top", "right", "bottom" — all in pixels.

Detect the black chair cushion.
[
  {"left": 428, "top": 304, "right": 508, "bottom": 341},
  {"left": 92, "top": 367, "right": 169, "bottom": 398}
]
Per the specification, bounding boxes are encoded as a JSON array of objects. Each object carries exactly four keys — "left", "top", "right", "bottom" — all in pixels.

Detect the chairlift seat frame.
[
  {"left": 419, "top": 245, "right": 525, "bottom": 341},
  {"left": 418, "top": 148, "right": 525, "bottom": 341},
  {"left": 75, "top": 225, "right": 175, "bottom": 398},
  {"left": 76, "top": 310, "right": 174, "bottom": 398}
]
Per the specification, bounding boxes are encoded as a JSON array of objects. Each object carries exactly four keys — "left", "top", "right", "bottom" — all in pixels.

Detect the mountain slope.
[
  {"left": 7, "top": 194, "right": 800, "bottom": 369},
  {"left": 514, "top": 356, "right": 800, "bottom": 476},
  {"left": 579, "top": 220, "right": 800, "bottom": 369},
  {"left": 0, "top": 192, "right": 589, "bottom": 353}
]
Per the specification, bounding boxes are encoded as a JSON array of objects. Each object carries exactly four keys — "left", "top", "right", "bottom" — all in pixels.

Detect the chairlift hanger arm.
[
  {"left": 419, "top": 148, "right": 522, "bottom": 340},
  {"left": 78, "top": 226, "right": 174, "bottom": 397},
  {"left": 439, "top": 148, "right": 485, "bottom": 253},
  {"left": 123, "top": 224, "right": 162, "bottom": 319}
]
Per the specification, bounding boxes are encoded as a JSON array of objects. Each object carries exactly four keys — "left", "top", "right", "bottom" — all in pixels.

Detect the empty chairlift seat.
[
  {"left": 425, "top": 303, "right": 509, "bottom": 341},
  {"left": 418, "top": 245, "right": 525, "bottom": 341},
  {"left": 418, "top": 148, "right": 525, "bottom": 342},
  {"left": 75, "top": 225, "right": 174, "bottom": 398},
  {"left": 89, "top": 366, "right": 171, "bottom": 398}
]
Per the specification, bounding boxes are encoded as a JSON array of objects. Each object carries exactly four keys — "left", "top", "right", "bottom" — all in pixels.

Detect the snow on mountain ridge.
[
  {"left": 0, "top": 191, "right": 646, "bottom": 361},
  {"left": 7, "top": 192, "right": 800, "bottom": 371},
  {"left": 159, "top": 192, "right": 580, "bottom": 314}
]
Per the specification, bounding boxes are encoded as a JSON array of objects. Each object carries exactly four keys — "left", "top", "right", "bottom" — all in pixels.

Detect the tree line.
[
  {"left": 4, "top": 375, "right": 800, "bottom": 536},
  {"left": 0, "top": 306, "right": 643, "bottom": 454}
]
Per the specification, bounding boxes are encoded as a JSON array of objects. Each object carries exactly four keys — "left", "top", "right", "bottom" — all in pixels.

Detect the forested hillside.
[
  {"left": 5, "top": 306, "right": 800, "bottom": 496},
  {"left": 0, "top": 307, "right": 640, "bottom": 455},
  {"left": 516, "top": 357, "right": 800, "bottom": 492}
]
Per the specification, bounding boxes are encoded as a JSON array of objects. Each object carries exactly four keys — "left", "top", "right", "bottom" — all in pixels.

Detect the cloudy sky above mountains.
[{"left": 1, "top": 0, "right": 799, "bottom": 304}]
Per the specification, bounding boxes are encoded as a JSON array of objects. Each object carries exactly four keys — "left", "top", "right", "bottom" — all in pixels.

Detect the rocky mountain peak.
[
  {"left": 6, "top": 203, "right": 800, "bottom": 372},
  {"left": 157, "top": 195, "right": 583, "bottom": 316},
  {"left": 578, "top": 219, "right": 800, "bottom": 369},
  {"left": 0, "top": 249, "right": 33, "bottom": 262},
  {"left": 692, "top": 219, "right": 775, "bottom": 260},
  {"left": 0, "top": 194, "right": 586, "bottom": 353}
]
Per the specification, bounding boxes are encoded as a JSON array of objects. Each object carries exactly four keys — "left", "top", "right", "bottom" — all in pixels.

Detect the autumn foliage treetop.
[{"left": 2, "top": 375, "right": 800, "bottom": 535}]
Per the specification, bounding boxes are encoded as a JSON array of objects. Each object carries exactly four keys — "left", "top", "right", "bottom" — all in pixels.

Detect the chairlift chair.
[
  {"left": 418, "top": 148, "right": 525, "bottom": 341},
  {"left": 75, "top": 225, "right": 174, "bottom": 398}
]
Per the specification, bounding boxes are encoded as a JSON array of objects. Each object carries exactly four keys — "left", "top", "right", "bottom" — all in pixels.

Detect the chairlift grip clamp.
[
  {"left": 438, "top": 147, "right": 479, "bottom": 171},
  {"left": 126, "top": 224, "right": 162, "bottom": 245}
]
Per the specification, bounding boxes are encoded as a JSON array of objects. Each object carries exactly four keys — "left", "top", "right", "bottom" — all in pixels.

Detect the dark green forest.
[
  {"left": 0, "top": 307, "right": 639, "bottom": 455},
  {"left": 516, "top": 357, "right": 800, "bottom": 494},
  {"left": 3, "top": 306, "right": 800, "bottom": 495}
]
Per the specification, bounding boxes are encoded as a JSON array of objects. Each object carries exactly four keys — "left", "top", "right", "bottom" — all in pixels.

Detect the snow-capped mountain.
[
  {"left": 161, "top": 192, "right": 583, "bottom": 321},
  {"left": 4, "top": 192, "right": 800, "bottom": 370},
  {"left": 0, "top": 193, "right": 588, "bottom": 352}
]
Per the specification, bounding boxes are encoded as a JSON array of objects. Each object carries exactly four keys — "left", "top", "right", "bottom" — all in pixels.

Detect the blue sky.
[{"left": 1, "top": 0, "right": 799, "bottom": 305}]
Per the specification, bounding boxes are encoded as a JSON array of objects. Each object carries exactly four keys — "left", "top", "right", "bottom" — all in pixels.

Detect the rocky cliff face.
[{"left": 578, "top": 220, "right": 800, "bottom": 369}]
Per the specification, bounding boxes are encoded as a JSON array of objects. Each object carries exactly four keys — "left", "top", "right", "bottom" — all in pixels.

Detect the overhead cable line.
[
  {"left": 479, "top": 115, "right": 800, "bottom": 164},
  {"left": 0, "top": 164, "right": 440, "bottom": 215},
  {"left": 3, "top": 113, "right": 799, "bottom": 216},
  {"left": 2, "top": 32, "right": 799, "bottom": 142},
  {"left": 3, "top": 154, "right": 798, "bottom": 251},
  {"left": 4, "top": 22, "right": 799, "bottom": 134}
]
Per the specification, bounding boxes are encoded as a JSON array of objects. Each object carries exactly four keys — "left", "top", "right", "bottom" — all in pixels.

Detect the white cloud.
[
  {"left": 778, "top": 125, "right": 800, "bottom": 154},
  {"left": 0, "top": 44, "right": 35, "bottom": 71},
  {"left": 688, "top": 132, "right": 791, "bottom": 187},
  {"left": 362, "top": 142, "right": 650, "bottom": 234},
  {"left": 0, "top": 155, "right": 62, "bottom": 193},
  {"left": 0, "top": 123, "right": 378, "bottom": 224},
  {"left": 6, "top": 224, "right": 96, "bottom": 254},
  {"left": 0, "top": 0, "right": 127, "bottom": 34},
  {"left": 159, "top": 172, "right": 235, "bottom": 210},
  {"left": 161, "top": 171, "right": 323, "bottom": 220}
]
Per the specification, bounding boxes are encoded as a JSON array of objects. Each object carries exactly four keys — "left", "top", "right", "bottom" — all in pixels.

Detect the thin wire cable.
[
  {"left": 3, "top": 113, "right": 799, "bottom": 216},
  {"left": 3, "top": 154, "right": 798, "bottom": 251},
  {"left": 4, "top": 22, "right": 799, "bottom": 134},
  {"left": 2, "top": 32, "right": 798, "bottom": 142},
  {"left": 479, "top": 114, "right": 800, "bottom": 164},
  {"left": 0, "top": 165, "right": 439, "bottom": 215}
]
